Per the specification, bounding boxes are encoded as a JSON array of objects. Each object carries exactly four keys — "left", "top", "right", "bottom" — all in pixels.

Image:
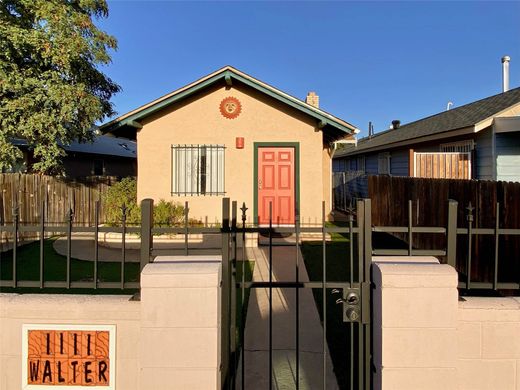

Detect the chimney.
[
  {"left": 392, "top": 119, "right": 401, "bottom": 129},
  {"left": 502, "top": 55, "right": 510, "bottom": 92},
  {"left": 305, "top": 92, "right": 319, "bottom": 108}
]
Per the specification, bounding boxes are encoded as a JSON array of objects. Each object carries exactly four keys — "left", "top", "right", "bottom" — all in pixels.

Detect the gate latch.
[{"left": 333, "top": 287, "right": 361, "bottom": 323}]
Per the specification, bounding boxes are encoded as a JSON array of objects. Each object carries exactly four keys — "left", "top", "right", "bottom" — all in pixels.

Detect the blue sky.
[{"left": 99, "top": 1, "right": 520, "bottom": 137}]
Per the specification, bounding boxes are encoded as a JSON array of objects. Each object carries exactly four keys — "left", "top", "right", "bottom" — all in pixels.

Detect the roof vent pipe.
[
  {"left": 392, "top": 120, "right": 401, "bottom": 129},
  {"left": 502, "top": 55, "right": 510, "bottom": 92},
  {"left": 446, "top": 101, "right": 453, "bottom": 111}
]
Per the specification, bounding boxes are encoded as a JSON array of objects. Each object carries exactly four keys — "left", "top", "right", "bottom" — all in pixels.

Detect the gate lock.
[{"left": 333, "top": 287, "right": 363, "bottom": 323}]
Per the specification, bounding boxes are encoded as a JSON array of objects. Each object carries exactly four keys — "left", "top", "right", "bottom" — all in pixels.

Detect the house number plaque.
[{"left": 22, "top": 324, "right": 115, "bottom": 389}]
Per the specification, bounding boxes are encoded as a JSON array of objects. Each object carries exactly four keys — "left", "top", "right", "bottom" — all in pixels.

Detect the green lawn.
[{"left": 0, "top": 238, "right": 140, "bottom": 294}]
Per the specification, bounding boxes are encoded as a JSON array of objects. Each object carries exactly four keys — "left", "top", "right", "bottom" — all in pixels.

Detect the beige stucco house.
[{"left": 101, "top": 66, "right": 358, "bottom": 224}]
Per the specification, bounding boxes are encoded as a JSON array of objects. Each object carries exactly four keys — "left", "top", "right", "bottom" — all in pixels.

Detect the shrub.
[
  {"left": 154, "top": 199, "right": 184, "bottom": 227},
  {"left": 102, "top": 178, "right": 185, "bottom": 227},
  {"left": 102, "top": 178, "right": 140, "bottom": 225}
]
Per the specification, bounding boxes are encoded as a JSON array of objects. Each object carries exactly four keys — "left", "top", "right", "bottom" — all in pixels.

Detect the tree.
[{"left": 0, "top": 0, "right": 120, "bottom": 173}]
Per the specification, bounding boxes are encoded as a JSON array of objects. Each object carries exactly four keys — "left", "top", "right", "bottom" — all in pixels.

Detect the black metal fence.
[
  {"left": 0, "top": 198, "right": 217, "bottom": 290},
  {"left": 334, "top": 174, "right": 520, "bottom": 293},
  {"left": 363, "top": 198, "right": 520, "bottom": 292},
  {"left": 0, "top": 197, "right": 374, "bottom": 390},
  {"left": 2, "top": 194, "right": 520, "bottom": 388},
  {"left": 219, "top": 198, "right": 372, "bottom": 390}
]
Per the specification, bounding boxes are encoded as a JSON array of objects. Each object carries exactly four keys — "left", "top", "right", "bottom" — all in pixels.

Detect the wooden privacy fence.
[
  {"left": 333, "top": 174, "right": 520, "bottom": 290},
  {"left": 0, "top": 173, "right": 119, "bottom": 226}
]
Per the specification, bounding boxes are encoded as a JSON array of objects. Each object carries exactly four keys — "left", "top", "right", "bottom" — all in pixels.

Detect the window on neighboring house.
[
  {"left": 440, "top": 140, "right": 474, "bottom": 153},
  {"left": 92, "top": 159, "right": 104, "bottom": 176},
  {"left": 357, "top": 156, "right": 366, "bottom": 173},
  {"left": 378, "top": 152, "right": 391, "bottom": 175},
  {"left": 171, "top": 144, "right": 225, "bottom": 196}
]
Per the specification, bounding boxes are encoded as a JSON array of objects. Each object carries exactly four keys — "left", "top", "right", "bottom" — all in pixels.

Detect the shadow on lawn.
[{"left": 0, "top": 238, "right": 139, "bottom": 295}]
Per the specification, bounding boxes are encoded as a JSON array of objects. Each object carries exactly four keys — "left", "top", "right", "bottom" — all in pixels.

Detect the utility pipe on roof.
[{"left": 502, "top": 55, "right": 510, "bottom": 92}]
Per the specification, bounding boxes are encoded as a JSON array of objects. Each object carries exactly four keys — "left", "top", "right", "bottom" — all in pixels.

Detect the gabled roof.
[
  {"left": 100, "top": 66, "right": 359, "bottom": 139},
  {"left": 335, "top": 86, "right": 520, "bottom": 158}
]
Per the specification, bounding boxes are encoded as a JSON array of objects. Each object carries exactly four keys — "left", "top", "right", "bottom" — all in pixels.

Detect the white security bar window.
[
  {"left": 440, "top": 140, "right": 474, "bottom": 153},
  {"left": 171, "top": 145, "right": 225, "bottom": 195}
]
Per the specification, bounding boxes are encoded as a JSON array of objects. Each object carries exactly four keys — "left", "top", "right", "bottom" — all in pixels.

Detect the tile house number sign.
[{"left": 22, "top": 324, "right": 116, "bottom": 390}]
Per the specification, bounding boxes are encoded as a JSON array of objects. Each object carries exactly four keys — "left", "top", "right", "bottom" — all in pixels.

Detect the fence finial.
[
  {"left": 466, "top": 202, "right": 474, "bottom": 223},
  {"left": 240, "top": 202, "right": 248, "bottom": 224}
]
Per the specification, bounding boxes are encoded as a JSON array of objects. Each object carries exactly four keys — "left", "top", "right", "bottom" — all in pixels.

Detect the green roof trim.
[
  {"left": 101, "top": 68, "right": 356, "bottom": 135},
  {"left": 225, "top": 74, "right": 232, "bottom": 86},
  {"left": 123, "top": 120, "right": 143, "bottom": 129}
]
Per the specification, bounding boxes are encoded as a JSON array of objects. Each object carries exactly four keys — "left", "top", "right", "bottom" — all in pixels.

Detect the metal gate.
[{"left": 220, "top": 198, "right": 372, "bottom": 390}]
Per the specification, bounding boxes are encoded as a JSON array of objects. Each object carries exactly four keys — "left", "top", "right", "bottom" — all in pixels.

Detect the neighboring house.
[
  {"left": 7, "top": 135, "right": 136, "bottom": 178},
  {"left": 101, "top": 66, "right": 358, "bottom": 224},
  {"left": 333, "top": 87, "right": 520, "bottom": 182}
]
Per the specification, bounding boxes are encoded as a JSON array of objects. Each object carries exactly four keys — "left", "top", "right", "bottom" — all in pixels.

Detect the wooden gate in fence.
[{"left": 414, "top": 152, "right": 471, "bottom": 179}]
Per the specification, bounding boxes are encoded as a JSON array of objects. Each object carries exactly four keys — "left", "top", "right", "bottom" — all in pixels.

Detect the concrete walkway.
[{"left": 238, "top": 245, "right": 339, "bottom": 390}]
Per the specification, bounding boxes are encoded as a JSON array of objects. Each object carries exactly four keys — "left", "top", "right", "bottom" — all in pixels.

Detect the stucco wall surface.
[
  {"left": 457, "top": 296, "right": 520, "bottom": 390},
  {"left": 0, "top": 294, "right": 140, "bottom": 390},
  {"left": 137, "top": 83, "right": 332, "bottom": 224}
]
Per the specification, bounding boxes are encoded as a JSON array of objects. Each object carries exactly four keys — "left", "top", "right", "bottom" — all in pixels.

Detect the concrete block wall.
[
  {"left": 373, "top": 256, "right": 520, "bottom": 390},
  {"left": 457, "top": 297, "right": 520, "bottom": 390},
  {"left": 139, "top": 255, "right": 221, "bottom": 390},
  {"left": 0, "top": 255, "right": 222, "bottom": 390},
  {"left": 372, "top": 257, "right": 459, "bottom": 390},
  {"left": 0, "top": 294, "right": 141, "bottom": 390}
]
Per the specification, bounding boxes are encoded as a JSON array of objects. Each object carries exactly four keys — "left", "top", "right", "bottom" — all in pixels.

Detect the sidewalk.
[{"left": 238, "top": 245, "right": 339, "bottom": 390}]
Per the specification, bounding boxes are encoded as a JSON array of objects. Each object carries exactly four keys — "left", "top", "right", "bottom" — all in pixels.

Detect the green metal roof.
[{"left": 100, "top": 66, "right": 358, "bottom": 137}]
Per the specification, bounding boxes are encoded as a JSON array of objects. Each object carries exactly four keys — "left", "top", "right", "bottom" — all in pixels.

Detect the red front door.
[{"left": 258, "top": 147, "right": 295, "bottom": 225}]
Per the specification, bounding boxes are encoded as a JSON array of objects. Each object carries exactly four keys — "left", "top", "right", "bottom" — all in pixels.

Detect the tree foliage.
[{"left": 0, "top": 0, "right": 120, "bottom": 173}]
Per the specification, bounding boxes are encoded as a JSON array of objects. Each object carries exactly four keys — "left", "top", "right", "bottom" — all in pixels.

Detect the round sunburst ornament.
[{"left": 220, "top": 97, "right": 242, "bottom": 119}]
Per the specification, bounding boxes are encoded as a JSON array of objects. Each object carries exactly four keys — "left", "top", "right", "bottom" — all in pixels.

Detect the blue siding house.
[{"left": 333, "top": 87, "right": 520, "bottom": 182}]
